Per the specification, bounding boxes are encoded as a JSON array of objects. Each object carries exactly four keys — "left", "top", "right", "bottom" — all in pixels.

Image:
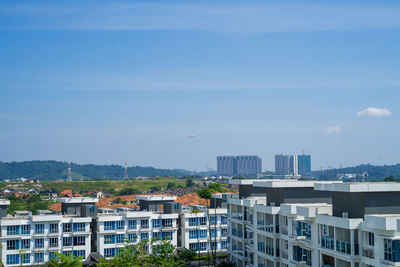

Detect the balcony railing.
[
  {"left": 280, "top": 226, "right": 288, "bottom": 235},
  {"left": 257, "top": 222, "right": 274, "bottom": 233},
  {"left": 336, "top": 240, "right": 351, "bottom": 255},
  {"left": 231, "top": 213, "right": 244, "bottom": 220},
  {"left": 281, "top": 250, "right": 288, "bottom": 259},
  {"left": 362, "top": 247, "right": 375, "bottom": 259},
  {"left": 321, "top": 236, "right": 335, "bottom": 250},
  {"left": 257, "top": 243, "right": 274, "bottom": 256},
  {"left": 231, "top": 229, "right": 243, "bottom": 238}
]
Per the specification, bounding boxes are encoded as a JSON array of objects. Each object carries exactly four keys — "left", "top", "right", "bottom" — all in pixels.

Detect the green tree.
[
  {"left": 98, "top": 239, "right": 184, "bottom": 267},
  {"left": 45, "top": 252, "right": 83, "bottom": 267},
  {"left": 177, "top": 248, "right": 196, "bottom": 265},
  {"left": 118, "top": 188, "right": 141, "bottom": 196},
  {"left": 186, "top": 179, "right": 195, "bottom": 188},
  {"left": 197, "top": 188, "right": 213, "bottom": 200},
  {"left": 167, "top": 182, "right": 176, "bottom": 190}
]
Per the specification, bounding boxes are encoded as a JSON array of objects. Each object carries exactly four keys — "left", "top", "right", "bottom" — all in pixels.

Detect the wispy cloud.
[
  {"left": 325, "top": 126, "right": 341, "bottom": 134},
  {"left": 1, "top": 1, "right": 400, "bottom": 33},
  {"left": 357, "top": 107, "right": 392, "bottom": 117}
]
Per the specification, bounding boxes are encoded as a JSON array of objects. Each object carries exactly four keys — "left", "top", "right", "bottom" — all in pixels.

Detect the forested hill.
[
  {"left": 0, "top": 161, "right": 187, "bottom": 180},
  {"left": 313, "top": 163, "right": 400, "bottom": 181}
]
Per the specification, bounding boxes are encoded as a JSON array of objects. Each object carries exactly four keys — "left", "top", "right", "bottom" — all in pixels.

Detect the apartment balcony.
[
  {"left": 231, "top": 249, "right": 245, "bottom": 258},
  {"left": 362, "top": 247, "right": 375, "bottom": 259},
  {"left": 280, "top": 226, "right": 288, "bottom": 235},
  {"left": 231, "top": 229, "right": 243, "bottom": 238},
  {"left": 257, "top": 222, "right": 275, "bottom": 234},
  {"left": 257, "top": 243, "right": 274, "bottom": 257},
  {"left": 321, "top": 236, "right": 335, "bottom": 250},
  {"left": 230, "top": 213, "right": 244, "bottom": 221},
  {"left": 281, "top": 250, "right": 288, "bottom": 259}
]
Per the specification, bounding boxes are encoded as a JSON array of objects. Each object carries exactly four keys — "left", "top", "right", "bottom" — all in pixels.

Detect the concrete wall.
[
  {"left": 333, "top": 191, "right": 400, "bottom": 218},
  {"left": 266, "top": 187, "right": 332, "bottom": 206},
  {"left": 239, "top": 185, "right": 267, "bottom": 199}
]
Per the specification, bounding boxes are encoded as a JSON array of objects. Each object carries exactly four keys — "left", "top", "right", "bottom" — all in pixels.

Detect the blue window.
[
  {"left": 63, "top": 223, "right": 72, "bottom": 233},
  {"left": 210, "top": 229, "right": 216, "bottom": 238},
  {"left": 116, "top": 234, "right": 125, "bottom": 244},
  {"left": 104, "top": 221, "right": 116, "bottom": 230},
  {"left": 73, "top": 223, "right": 85, "bottom": 232},
  {"left": 6, "top": 254, "right": 19, "bottom": 265},
  {"left": 141, "top": 219, "right": 149, "bottom": 229},
  {"left": 21, "top": 225, "right": 30, "bottom": 235},
  {"left": 199, "top": 230, "right": 207, "bottom": 238},
  {"left": 189, "top": 218, "right": 197, "bottom": 226},
  {"left": 221, "top": 216, "right": 227, "bottom": 225},
  {"left": 104, "top": 235, "right": 115, "bottom": 244},
  {"left": 162, "top": 219, "right": 173, "bottom": 227},
  {"left": 73, "top": 250, "right": 85, "bottom": 258},
  {"left": 128, "top": 233, "right": 137, "bottom": 242},
  {"left": 189, "top": 230, "right": 197, "bottom": 239},
  {"left": 35, "top": 224, "right": 45, "bottom": 234},
  {"left": 104, "top": 248, "right": 116, "bottom": 258},
  {"left": 116, "top": 221, "right": 125, "bottom": 230},
  {"left": 63, "top": 237, "right": 72, "bottom": 247},
  {"left": 221, "top": 241, "right": 228, "bottom": 249},
  {"left": 21, "top": 239, "right": 30, "bottom": 249},
  {"left": 128, "top": 220, "right": 137, "bottom": 229},
  {"left": 7, "top": 226, "right": 20, "bottom": 236},
  {"left": 49, "top": 252, "right": 58, "bottom": 260},
  {"left": 73, "top": 236, "right": 85, "bottom": 246},
  {"left": 152, "top": 219, "right": 161, "bottom": 228},
  {"left": 21, "top": 253, "right": 30, "bottom": 264},
  {"left": 49, "top": 237, "right": 58, "bottom": 248},
  {"left": 35, "top": 238, "right": 44, "bottom": 248},
  {"left": 141, "top": 233, "right": 149, "bottom": 241},
  {"left": 50, "top": 223, "right": 58, "bottom": 233},
  {"left": 34, "top": 253, "right": 44, "bottom": 263},
  {"left": 7, "top": 240, "right": 20, "bottom": 250},
  {"left": 209, "top": 216, "right": 217, "bottom": 225},
  {"left": 89, "top": 205, "right": 95, "bottom": 212}
]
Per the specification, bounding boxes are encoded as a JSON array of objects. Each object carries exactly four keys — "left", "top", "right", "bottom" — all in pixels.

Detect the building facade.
[
  {"left": 228, "top": 179, "right": 400, "bottom": 267},
  {"left": 217, "top": 155, "right": 262, "bottom": 177},
  {"left": 298, "top": 154, "right": 312, "bottom": 177}
]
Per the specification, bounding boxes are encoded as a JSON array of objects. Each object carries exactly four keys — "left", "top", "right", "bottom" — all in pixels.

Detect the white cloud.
[
  {"left": 325, "top": 126, "right": 341, "bottom": 134},
  {"left": 357, "top": 107, "right": 392, "bottom": 117}
]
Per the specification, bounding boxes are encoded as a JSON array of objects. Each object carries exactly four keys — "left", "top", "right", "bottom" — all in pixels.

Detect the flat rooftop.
[
  {"left": 135, "top": 195, "right": 177, "bottom": 201},
  {"left": 58, "top": 197, "right": 98, "bottom": 203},
  {"left": 315, "top": 182, "right": 400, "bottom": 192},
  {"left": 228, "top": 179, "right": 274, "bottom": 185},
  {"left": 253, "top": 180, "right": 341, "bottom": 188},
  {"left": 0, "top": 199, "right": 10, "bottom": 205}
]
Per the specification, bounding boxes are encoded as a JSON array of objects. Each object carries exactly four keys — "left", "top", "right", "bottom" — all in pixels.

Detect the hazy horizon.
[{"left": 1, "top": 0, "right": 399, "bottom": 171}]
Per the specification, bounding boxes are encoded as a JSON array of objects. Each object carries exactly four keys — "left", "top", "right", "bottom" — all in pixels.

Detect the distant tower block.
[
  {"left": 124, "top": 162, "right": 129, "bottom": 180},
  {"left": 67, "top": 162, "right": 72, "bottom": 182}
]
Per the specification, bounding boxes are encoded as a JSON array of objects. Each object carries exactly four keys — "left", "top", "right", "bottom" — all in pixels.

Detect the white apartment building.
[
  {"left": 228, "top": 179, "right": 400, "bottom": 267},
  {"left": 96, "top": 207, "right": 179, "bottom": 257},
  {"left": 180, "top": 205, "right": 229, "bottom": 253},
  {"left": 0, "top": 210, "right": 92, "bottom": 266}
]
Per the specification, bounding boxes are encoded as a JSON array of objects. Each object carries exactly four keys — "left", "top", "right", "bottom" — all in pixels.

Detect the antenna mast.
[
  {"left": 124, "top": 162, "right": 129, "bottom": 180},
  {"left": 68, "top": 162, "right": 72, "bottom": 182}
]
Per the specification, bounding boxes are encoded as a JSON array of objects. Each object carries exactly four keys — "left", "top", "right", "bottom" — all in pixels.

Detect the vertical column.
[{"left": 350, "top": 229, "right": 355, "bottom": 256}]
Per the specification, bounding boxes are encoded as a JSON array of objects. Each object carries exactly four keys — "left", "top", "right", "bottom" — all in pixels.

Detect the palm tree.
[{"left": 45, "top": 252, "right": 83, "bottom": 267}]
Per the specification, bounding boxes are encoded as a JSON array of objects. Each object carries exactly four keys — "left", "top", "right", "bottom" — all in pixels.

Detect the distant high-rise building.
[
  {"left": 275, "top": 154, "right": 298, "bottom": 175},
  {"left": 298, "top": 154, "right": 311, "bottom": 176},
  {"left": 217, "top": 156, "right": 236, "bottom": 176},
  {"left": 217, "top": 155, "right": 262, "bottom": 177}
]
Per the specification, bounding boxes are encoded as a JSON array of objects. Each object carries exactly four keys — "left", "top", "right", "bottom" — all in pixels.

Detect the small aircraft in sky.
[{"left": 189, "top": 134, "right": 196, "bottom": 138}]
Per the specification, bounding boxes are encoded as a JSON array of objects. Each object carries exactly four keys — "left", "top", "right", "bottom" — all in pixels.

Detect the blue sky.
[{"left": 1, "top": 0, "right": 399, "bottom": 171}]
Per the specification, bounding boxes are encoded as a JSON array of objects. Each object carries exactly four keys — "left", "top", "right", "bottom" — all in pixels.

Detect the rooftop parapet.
[
  {"left": 136, "top": 195, "right": 177, "bottom": 201},
  {"left": 58, "top": 197, "right": 99, "bottom": 203},
  {"left": 315, "top": 182, "right": 400, "bottom": 192}
]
